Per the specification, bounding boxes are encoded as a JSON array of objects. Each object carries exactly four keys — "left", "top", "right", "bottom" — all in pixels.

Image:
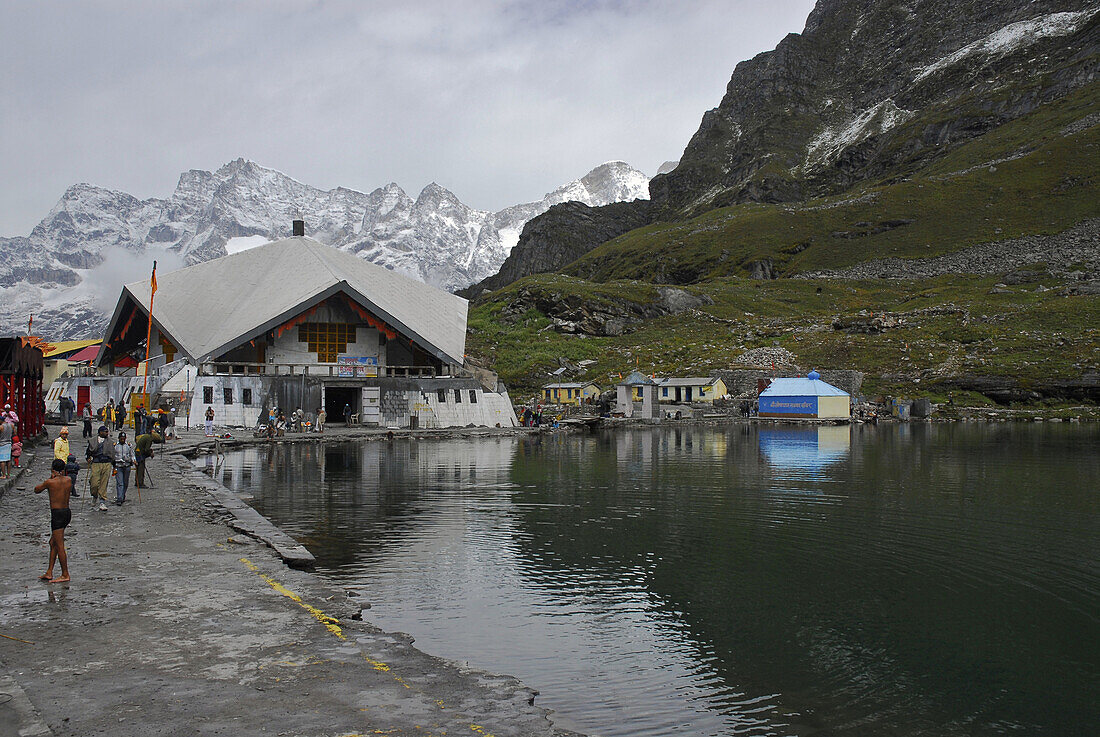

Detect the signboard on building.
[
  {"left": 758, "top": 395, "right": 818, "bottom": 417},
  {"left": 337, "top": 356, "right": 378, "bottom": 377}
]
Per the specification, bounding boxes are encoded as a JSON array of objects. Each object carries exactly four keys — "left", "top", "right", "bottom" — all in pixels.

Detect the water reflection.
[
  {"left": 758, "top": 425, "right": 850, "bottom": 473},
  {"left": 204, "top": 424, "right": 1100, "bottom": 737}
]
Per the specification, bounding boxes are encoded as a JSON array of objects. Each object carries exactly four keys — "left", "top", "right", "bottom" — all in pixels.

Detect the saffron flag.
[{"left": 150, "top": 262, "right": 158, "bottom": 298}]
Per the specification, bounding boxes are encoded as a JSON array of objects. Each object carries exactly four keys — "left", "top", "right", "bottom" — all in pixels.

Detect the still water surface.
[{"left": 201, "top": 423, "right": 1099, "bottom": 736}]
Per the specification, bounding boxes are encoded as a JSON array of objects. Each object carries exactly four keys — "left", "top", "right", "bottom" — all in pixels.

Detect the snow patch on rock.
[
  {"left": 804, "top": 100, "right": 915, "bottom": 171},
  {"left": 915, "top": 8, "right": 1099, "bottom": 82}
]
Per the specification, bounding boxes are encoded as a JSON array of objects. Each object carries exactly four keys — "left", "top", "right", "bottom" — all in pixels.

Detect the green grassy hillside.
[
  {"left": 567, "top": 83, "right": 1099, "bottom": 284},
  {"left": 469, "top": 272, "right": 1100, "bottom": 407}
]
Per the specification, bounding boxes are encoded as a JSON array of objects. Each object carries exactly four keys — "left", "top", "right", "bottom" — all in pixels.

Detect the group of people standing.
[
  {"left": 1, "top": 404, "right": 22, "bottom": 479},
  {"left": 52, "top": 421, "right": 163, "bottom": 512},
  {"left": 57, "top": 396, "right": 178, "bottom": 440}
]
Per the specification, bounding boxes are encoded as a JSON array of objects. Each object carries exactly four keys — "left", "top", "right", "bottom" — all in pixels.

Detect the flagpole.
[{"left": 141, "top": 261, "right": 157, "bottom": 400}]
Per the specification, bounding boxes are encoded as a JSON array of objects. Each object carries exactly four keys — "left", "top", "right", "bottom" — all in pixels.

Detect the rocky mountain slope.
[
  {"left": 0, "top": 160, "right": 649, "bottom": 339},
  {"left": 473, "top": 0, "right": 1098, "bottom": 298},
  {"left": 650, "top": 0, "right": 1099, "bottom": 216},
  {"left": 464, "top": 0, "right": 1100, "bottom": 405}
]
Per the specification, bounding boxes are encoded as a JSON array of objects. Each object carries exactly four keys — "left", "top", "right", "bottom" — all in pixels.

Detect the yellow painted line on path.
[
  {"left": 240, "top": 557, "right": 343, "bottom": 638},
  {"left": 239, "top": 558, "right": 499, "bottom": 736}
]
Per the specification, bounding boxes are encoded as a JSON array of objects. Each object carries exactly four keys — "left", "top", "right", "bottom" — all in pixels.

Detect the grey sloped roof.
[
  {"left": 113, "top": 237, "right": 468, "bottom": 365},
  {"left": 657, "top": 377, "right": 720, "bottom": 387}
]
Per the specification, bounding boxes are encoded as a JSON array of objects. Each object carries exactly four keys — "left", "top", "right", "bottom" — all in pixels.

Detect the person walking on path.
[
  {"left": 82, "top": 402, "right": 93, "bottom": 438},
  {"left": 316, "top": 407, "right": 326, "bottom": 433},
  {"left": 85, "top": 425, "right": 116, "bottom": 511},
  {"left": 53, "top": 427, "right": 71, "bottom": 462},
  {"left": 134, "top": 431, "right": 163, "bottom": 490},
  {"left": 11, "top": 435, "right": 22, "bottom": 468},
  {"left": 116, "top": 399, "right": 126, "bottom": 431},
  {"left": 34, "top": 458, "right": 73, "bottom": 584},
  {"left": 114, "top": 432, "right": 135, "bottom": 505},
  {"left": 0, "top": 415, "right": 13, "bottom": 479},
  {"left": 65, "top": 453, "right": 81, "bottom": 498},
  {"left": 106, "top": 399, "right": 116, "bottom": 432},
  {"left": 204, "top": 407, "right": 215, "bottom": 436},
  {"left": 344, "top": 403, "right": 352, "bottom": 427}
]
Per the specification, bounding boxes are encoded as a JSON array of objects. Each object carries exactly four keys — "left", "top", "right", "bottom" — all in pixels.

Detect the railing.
[{"left": 198, "top": 362, "right": 449, "bottom": 378}]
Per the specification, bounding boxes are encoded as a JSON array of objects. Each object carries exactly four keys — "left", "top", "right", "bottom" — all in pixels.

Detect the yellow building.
[
  {"left": 42, "top": 340, "right": 102, "bottom": 387},
  {"left": 543, "top": 382, "right": 600, "bottom": 405},
  {"left": 656, "top": 377, "right": 728, "bottom": 404}
]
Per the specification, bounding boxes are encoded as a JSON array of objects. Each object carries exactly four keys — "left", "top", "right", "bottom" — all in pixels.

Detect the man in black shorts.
[{"left": 34, "top": 458, "right": 73, "bottom": 583}]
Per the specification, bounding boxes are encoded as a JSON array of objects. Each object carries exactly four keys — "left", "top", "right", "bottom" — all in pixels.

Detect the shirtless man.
[{"left": 34, "top": 458, "right": 73, "bottom": 583}]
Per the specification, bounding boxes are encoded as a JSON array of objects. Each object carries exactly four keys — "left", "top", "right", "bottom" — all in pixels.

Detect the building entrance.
[{"left": 324, "top": 385, "right": 359, "bottom": 424}]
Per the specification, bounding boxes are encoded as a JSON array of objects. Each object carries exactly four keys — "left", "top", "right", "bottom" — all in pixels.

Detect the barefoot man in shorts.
[{"left": 34, "top": 458, "right": 73, "bottom": 583}]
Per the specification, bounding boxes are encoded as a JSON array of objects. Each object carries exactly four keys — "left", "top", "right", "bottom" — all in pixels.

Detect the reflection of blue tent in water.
[{"left": 759, "top": 426, "right": 851, "bottom": 471}]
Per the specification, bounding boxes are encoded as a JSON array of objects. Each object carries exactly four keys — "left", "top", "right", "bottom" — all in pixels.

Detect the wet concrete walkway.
[{"left": 0, "top": 442, "right": 579, "bottom": 737}]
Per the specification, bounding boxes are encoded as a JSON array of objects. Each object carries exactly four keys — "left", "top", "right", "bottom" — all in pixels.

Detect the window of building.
[
  {"left": 299, "top": 323, "right": 357, "bottom": 363},
  {"left": 662, "top": 387, "right": 668, "bottom": 397},
  {"left": 223, "top": 388, "right": 233, "bottom": 405},
  {"left": 469, "top": 390, "right": 477, "bottom": 403},
  {"left": 566, "top": 389, "right": 572, "bottom": 399},
  {"left": 545, "top": 389, "right": 551, "bottom": 399},
  {"left": 454, "top": 389, "right": 462, "bottom": 403},
  {"left": 203, "top": 386, "right": 213, "bottom": 404},
  {"left": 242, "top": 388, "right": 252, "bottom": 405},
  {"left": 437, "top": 389, "right": 446, "bottom": 403}
]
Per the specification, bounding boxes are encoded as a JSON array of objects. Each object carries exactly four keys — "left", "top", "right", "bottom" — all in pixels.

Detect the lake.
[{"left": 199, "top": 422, "right": 1100, "bottom": 736}]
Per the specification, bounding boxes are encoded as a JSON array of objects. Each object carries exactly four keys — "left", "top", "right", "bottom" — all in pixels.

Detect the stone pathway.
[{"left": 0, "top": 444, "right": 578, "bottom": 737}]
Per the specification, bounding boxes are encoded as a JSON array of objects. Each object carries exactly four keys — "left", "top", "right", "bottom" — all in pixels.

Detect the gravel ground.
[{"left": 0, "top": 440, "right": 579, "bottom": 737}]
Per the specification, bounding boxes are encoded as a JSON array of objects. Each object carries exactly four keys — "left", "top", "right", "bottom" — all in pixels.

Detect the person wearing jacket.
[
  {"left": 113, "top": 432, "right": 136, "bottom": 505},
  {"left": 85, "top": 425, "right": 116, "bottom": 511},
  {"left": 65, "top": 453, "right": 81, "bottom": 498},
  {"left": 82, "top": 403, "right": 93, "bottom": 438},
  {"left": 134, "top": 431, "right": 163, "bottom": 490},
  {"left": 54, "top": 427, "right": 71, "bottom": 461}
]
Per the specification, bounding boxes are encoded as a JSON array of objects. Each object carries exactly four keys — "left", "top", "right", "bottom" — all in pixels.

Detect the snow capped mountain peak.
[
  {"left": 415, "top": 182, "right": 464, "bottom": 208},
  {"left": 0, "top": 158, "right": 653, "bottom": 338}
]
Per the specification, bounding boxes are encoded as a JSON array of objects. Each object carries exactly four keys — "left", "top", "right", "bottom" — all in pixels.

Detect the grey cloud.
[{"left": 0, "top": 0, "right": 815, "bottom": 235}]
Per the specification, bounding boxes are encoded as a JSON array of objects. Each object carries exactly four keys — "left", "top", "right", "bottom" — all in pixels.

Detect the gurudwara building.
[{"left": 91, "top": 232, "right": 517, "bottom": 429}]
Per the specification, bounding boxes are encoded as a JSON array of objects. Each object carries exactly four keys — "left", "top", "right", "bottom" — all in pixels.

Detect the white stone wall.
[
  {"left": 189, "top": 376, "right": 269, "bottom": 428},
  {"left": 403, "top": 387, "right": 518, "bottom": 429}
]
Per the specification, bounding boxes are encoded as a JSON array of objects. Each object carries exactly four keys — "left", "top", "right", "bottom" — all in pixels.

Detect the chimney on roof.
[{"left": 292, "top": 219, "right": 305, "bottom": 237}]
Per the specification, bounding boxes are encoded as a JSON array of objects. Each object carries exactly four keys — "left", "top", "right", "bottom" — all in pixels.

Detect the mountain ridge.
[{"left": 0, "top": 159, "right": 650, "bottom": 339}]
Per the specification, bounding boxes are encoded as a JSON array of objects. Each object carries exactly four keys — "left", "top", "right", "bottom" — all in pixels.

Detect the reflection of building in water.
[
  {"left": 758, "top": 426, "right": 851, "bottom": 471},
  {"left": 206, "top": 438, "right": 518, "bottom": 497},
  {"left": 615, "top": 427, "right": 730, "bottom": 471},
  {"left": 408, "top": 437, "right": 518, "bottom": 487}
]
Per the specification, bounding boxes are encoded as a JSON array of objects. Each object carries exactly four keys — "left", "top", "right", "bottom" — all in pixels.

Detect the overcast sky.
[{"left": 0, "top": 0, "right": 815, "bottom": 236}]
